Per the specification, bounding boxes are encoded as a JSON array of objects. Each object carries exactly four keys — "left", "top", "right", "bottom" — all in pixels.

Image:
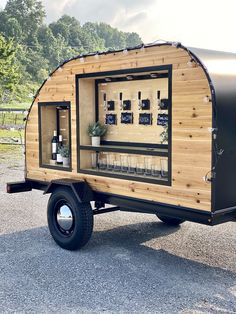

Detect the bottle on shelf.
[
  {"left": 51, "top": 130, "right": 58, "bottom": 160},
  {"left": 56, "top": 135, "right": 63, "bottom": 165}
]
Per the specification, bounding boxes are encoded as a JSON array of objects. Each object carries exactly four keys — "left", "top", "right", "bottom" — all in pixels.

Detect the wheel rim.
[{"left": 56, "top": 203, "right": 74, "bottom": 235}]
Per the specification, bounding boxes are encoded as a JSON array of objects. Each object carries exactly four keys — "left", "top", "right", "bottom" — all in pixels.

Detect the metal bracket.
[{"left": 44, "top": 178, "right": 94, "bottom": 203}]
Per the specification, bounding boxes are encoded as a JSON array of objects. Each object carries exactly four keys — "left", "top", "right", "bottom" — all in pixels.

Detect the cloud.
[
  {"left": 114, "top": 11, "right": 148, "bottom": 29},
  {"left": 42, "top": 0, "right": 156, "bottom": 34},
  {"left": 2, "top": 0, "right": 236, "bottom": 52}
]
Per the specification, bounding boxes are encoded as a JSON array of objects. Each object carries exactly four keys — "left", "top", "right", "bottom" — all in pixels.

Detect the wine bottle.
[
  {"left": 56, "top": 135, "right": 63, "bottom": 165},
  {"left": 51, "top": 130, "right": 58, "bottom": 160}
]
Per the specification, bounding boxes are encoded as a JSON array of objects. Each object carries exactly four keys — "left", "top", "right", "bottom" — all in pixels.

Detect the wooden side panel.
[{"left": 25, "top": 45, "right": 212, "bottom": 211}]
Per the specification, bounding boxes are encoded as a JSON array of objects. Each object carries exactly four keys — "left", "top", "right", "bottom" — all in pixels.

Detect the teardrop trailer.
[{"left": 7, "top": 42, "right": 236, "bottom": 250}]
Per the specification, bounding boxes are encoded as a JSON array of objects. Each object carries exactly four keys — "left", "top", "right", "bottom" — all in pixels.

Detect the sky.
[{"left": 1, "top": 0, "right": 236, "bottom": 52}]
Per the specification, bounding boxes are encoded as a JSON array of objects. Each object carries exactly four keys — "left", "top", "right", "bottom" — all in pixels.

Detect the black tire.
[
  {"left": 47, "top": 187, "right": 93, "bottom": 250},
  {"left": 157, "top": 215, "right": 185, "bottom": 226}
]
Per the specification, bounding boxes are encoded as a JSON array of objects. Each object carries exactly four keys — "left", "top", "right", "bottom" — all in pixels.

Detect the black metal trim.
[
  {"left": 93, "top": 206, "right": 120, "bottom": 215},
  {"left": 79, "top": 145, "right": 168, "bottom": 157},
  {"left": 76, "top": 65, "right": 171, "bottom": 79},
  {"left": 20, "top": 178, "right": 236, "bottom": 225},
  {"left": 76, "top": 65, "right": 172, "bottom": 186},
  {"left": 95, "top": 72, "right": 169, "bottom": 84},
  {"left": 95, "top": 82, "right": 99, "bottom": 122},
  {"left": 76, "top": 76, "right": 80, "bottom": 173},
  {"left": 43, "top": 178, "right": 94, "bottom": 202},
  {"left": 38, "top": 101, "right": 72, "bottom": 172},
  {"left": 26, "top": 178, "right": 48, "bottom": 191},
  {"left": 6, "top": 181, "right": 32, "bottom": 193},
  {"left": 100, "top": 141, "right": 168, "bottom": 149},
  {"left": 167, "top": 67, "right": 172, "bottom": 185},
  {"left": 94, "top": 191, "right": 236, "bottom": 226},
  {"left": 76, "top": 79, "right": 81, "bottom": 172}
]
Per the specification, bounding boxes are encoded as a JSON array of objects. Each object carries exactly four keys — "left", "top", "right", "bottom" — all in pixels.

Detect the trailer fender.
[{"left": 44, "top": 179, "right": 94, "bottom": 203}]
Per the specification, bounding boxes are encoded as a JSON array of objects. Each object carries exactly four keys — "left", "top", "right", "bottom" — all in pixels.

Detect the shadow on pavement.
[{"left": 0, "top": 221, "right": 235, "bottom": 313}]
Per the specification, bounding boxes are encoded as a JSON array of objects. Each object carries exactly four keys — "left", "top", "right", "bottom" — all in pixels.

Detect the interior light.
[
  {"left": 172, "top": 42, "right": 181, "bottom": 48},
  {"left": 140, "top": 45, "right": 145, "bottom": 52},
  {"left": 150, "top": 73, "right": 158, "bottom": 78},
  {"left": 80, "top": 57, "right": 85, "bottom": 63},
  {"left": 126, "top": 75, "right": 133, "bottom": 80},
  {"left": 105, "top": 77, "right": 112, "bottom": 82},
  {"left": 123, "top": 49, "right": 128, "bottom": 55}
]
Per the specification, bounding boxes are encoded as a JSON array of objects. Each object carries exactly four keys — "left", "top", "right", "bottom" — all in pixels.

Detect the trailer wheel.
[
  {"left": 157, "top": 215, "right": 185, "bottom": 226},
  {"left": 47, "top": 187, "right": 93, "bottom": 250}
]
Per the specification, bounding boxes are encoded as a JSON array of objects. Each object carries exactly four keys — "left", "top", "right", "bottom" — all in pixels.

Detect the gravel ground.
[{"left": 0, "top": 147, "right": 236, "bottom": 314}]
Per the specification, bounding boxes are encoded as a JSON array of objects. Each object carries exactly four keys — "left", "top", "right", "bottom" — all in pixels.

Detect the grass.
[
  {"left": 0, "top": 102, "right": 31, "bottom": 109},
  {"left": 0, "top": 129, "right": 24, "bottom": 139},
  {"left": 0, "top": 143, "right": 23, "bottom": 158},
  {"left": 0, "top": 112, "right": 26, "bottom": 126}
]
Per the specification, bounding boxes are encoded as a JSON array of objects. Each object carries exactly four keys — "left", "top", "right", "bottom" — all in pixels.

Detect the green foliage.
[
  {"left": 0, "top": 34, "right": 21, "bottom": 102},
  {"left": 58, "top": 145, "right": 70, "bottom": 158},
  {"left": 160, "top": 125, "right": 168, "bottom": 144},
  {"left": 0, "top": 111, "right": 25, "bottom": 125},
  {"left": 2, "top": 0, "right": 45, "bottom": 41},
  {"left": 0, "top": 0, "right": 143, "bottom": 106},
  {"left": 87, "top": 122, "right": 107, "bottom": 137},
  {"left": 0, "top": 128, "right": 24, "bottom": 139}
]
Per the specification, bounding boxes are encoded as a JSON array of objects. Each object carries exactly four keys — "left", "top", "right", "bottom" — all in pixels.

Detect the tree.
[
  {"left": 96, "top": 23, "right": 126, "bottom": 49},
  {"left": 82, "top": 22, "right": 105, "bottom": 52},
  {"left": 0, "top": 34, "right": 21, "bottom": 102},
  {"left": 49, "top": 15, "right": 83, "bottom": 51},
  {"left": 8, "top": 17, "right": 22, "bottom": 39},
  {"left": 1, "top": 0, "right": 45, "bottom": 42},
  {"left": 0, "top": 0, "right": 143, "bottom": 105},
  {"left": 125, "top": 32, "right": 142, "bottom": 47}
]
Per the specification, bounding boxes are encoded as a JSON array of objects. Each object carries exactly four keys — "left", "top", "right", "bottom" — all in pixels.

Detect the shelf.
[
  {"left": 80, "top": 144, "right": 168, "bottom": 157},
  {"left": 79, "top": 168, "right": 169, "bottom": 185},
  {"left": 40, "top": 162, "right": 71, "bottom": 172}
]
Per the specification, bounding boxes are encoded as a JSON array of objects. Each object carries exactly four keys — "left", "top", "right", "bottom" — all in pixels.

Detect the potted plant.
[
  {"left": 160, "top": 125, "right": 168, "bottom": 144},
  {"left": 58, "top": 145, "right": 70, "bottom": 166},
  {"left": 87, "top": 121, "right": 107, "bottom": 146}
]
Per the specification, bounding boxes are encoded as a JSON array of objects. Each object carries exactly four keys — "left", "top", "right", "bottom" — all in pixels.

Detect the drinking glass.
[
  {"left": 113, "top": 160, "right": 121, "bottom": 172},
  {"left": 98, "top": 155, "right": 107, "bottom": 170},
  {"left": 144, "top": 157, "right": 152, "bottom": 176},
  {"left": 91, "top": 152, "right": 97, "bottom": 169},
  {"left": 120, "top": 155, "right": 128, "bottom": 173},
  {"left": 160, "top": 159, "right": 168, "bottom": 178},
  {"left": 128, "top": 156, "right": 136, "bottom": 174},
  {"left": 151, "top": 164, "right": 160, "bottom": 177},
  {"left": 107, "top": 153, "right": 114, "bottom": 171},
  {"left": 136, "top": 163, "right": 144, "bottom": 175}
]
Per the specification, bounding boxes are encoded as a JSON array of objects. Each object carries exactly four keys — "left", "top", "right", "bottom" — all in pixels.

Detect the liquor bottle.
[
  {"left": 103, "top": 93, "right": 107, "bottom": 111},
  {"left": 138, "top": 91, "right": 142, "bottom": 110},
  {"left": 56, "top": 135, "right": 63, "bottom": 165},
  {"left": 119, "top": 92, "right": 123, "bottom": 110},
  {"left": 51, "top": 130, "right": 58, "bottom": 160}
]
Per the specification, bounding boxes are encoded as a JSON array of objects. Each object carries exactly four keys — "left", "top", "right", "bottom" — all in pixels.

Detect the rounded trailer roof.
[
  {"left": 31, "top": 42, "right": 236, "bottom": 110},
  {"left": 188, "top": 46, "right": 236, "bottom": 109}
]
